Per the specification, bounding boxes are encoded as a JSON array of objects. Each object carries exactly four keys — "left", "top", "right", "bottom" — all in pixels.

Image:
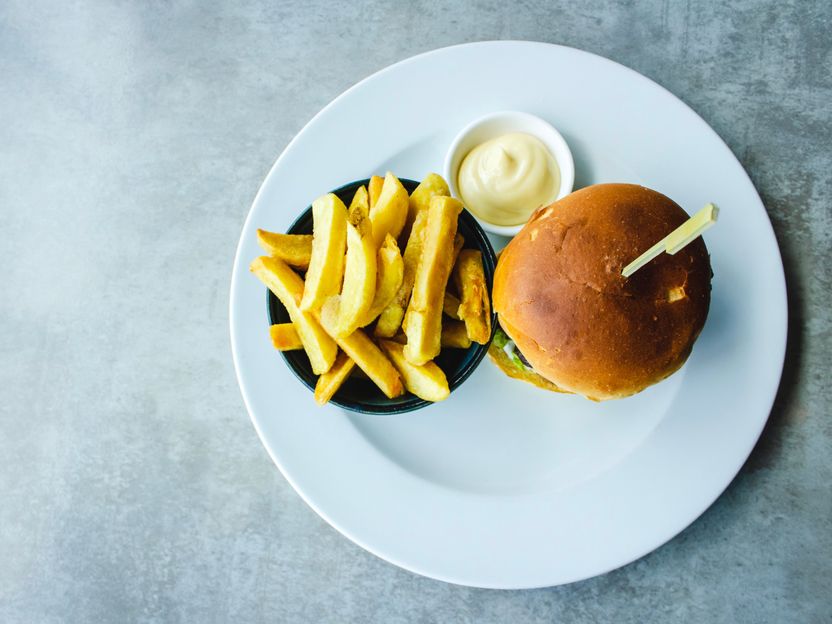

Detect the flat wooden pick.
[{"left": 622, "top": 203, "right": 718, "bottom": 278}]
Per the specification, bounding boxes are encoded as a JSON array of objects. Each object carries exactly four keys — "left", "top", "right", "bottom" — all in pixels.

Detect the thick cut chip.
[
  {"left": 374, "top": 208, "right": 428, "bottom": 338},
  {"left": 374, "top": 303, "right": 403, "bottom": 339},
  {"left": 256, "top": 230, "right": 313, "bottom": 270},
  {"left": 369, "top": 172, "right": 408, "bottom": 248},
  {"left": 269, "top": 323, "right": 302, "bottom": 351},
  {"left": 443, "top": 291, "right": 461, "bottom": 320},
  {"left": 335, "top": 187, "right": 376, "bottom": 337},
  {"left": 408, "top": 173, "right": 450, "bottom": 213},
  {"left": 360, "top": 234, "right": 403, "bottom": 327},
  {"left": 441, "top": 320, "right": 472, "bottom": 349},
  {"left": 300, "top": 193, "right": 347, "bottom": 311},
  {"left": 453, "top": 249, "right": 492, "bottom": 344},
  {"left": 405, "top": 173, "right": 449, "bottom": 240},
  {"left": 318, "top": 310, "right": 404, "bottom": 399},
  {"left": 379, "top": 340, "right": 450, "bottom": 402},
  {"left": 368, "top": 175, "right": 384, "bottom": 209},
  {"left": 314, "top": 351, "right": 356, "bottom": 405},
  {"left": 403, "top": 196, "right": 463, "bottom": 364},
  {"left": 251, "top": 256, "right": 337, "bottom": 374},
  {"left": 320, "top": 294, "right": 341, "bottom": 337}
]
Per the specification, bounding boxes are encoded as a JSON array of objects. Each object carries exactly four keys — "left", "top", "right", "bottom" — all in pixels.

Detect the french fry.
[
  {"left": 335, "top": 187, "right": 376, "bottom": 337},
  {"left": 251, "top": 256, "right": 337, "bottom": 374},
  {"left": 409, "top": 173, "right": 450, "bottom": 213},
  {"left": 374, "top": 304, "right": 402, "bottom": 339},
  {"left": 379, "top": 340, "right": 450, "bottom": 402},
  {"left": 403, "top": 196, "right": 463, "bottom": 364},
  {"left": 368, "top": 175, "right": 384, "bottom": 209},
  {"left": 441, "top": 320, "right": 472, "bottom": 349},
  {"left": 405, "top": 173, "right": 449, "bottom": 239},
  {"left": 443, "top": 292, "right": 461, "bottom": 320},
  {"left": 359, "top": 234, "right": 403, "bottom": 326},
  {"left": 320, "top": 294, "right": 341, "bottom": 335},
  {"left": 453, "top": 249, "right": 492, "bottom": 344},
  {"left": 369, "top": 172, "right": 408, "bottom": 248},
  {"left": 300, "top": 193, "right": 348, "bottom": 311},
  {"left": 374, "top": 208, "right": 428, "bottom": 338},
  {"left": 314, "top": 351, "right": 356, "bottom": 405},
  {"left": 318, "top": 311, "right": 404, "bottom": 399},
  {"left": 256, "top": 230, "right": 313, "bottom": 270},
  {"left": 269, "top": 323, "right": 302, "bottom": 351}
]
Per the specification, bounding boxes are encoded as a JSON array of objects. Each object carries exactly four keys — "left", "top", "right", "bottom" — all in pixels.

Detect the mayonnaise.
[{"left": 457, "top": 132, "right": 560, "bottom": 226}]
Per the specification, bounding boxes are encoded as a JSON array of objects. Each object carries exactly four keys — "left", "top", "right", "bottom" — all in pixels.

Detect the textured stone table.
[{"left": 1, "top": 1, "right": 829, "bottom": 622}]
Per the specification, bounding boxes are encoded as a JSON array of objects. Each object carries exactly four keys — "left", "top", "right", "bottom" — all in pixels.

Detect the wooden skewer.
[{"left": 622, "top": 203, "right": 718, "bottom": 278}]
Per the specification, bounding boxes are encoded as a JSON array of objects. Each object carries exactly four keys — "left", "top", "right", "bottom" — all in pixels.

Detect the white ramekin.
[{"left": 444, "top": 111, "right": 575, "bottom": 237}]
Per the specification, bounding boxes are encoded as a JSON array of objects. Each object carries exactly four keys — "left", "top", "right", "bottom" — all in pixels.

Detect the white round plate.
[{"left": 230, "top": 42, "right": 787, "bottom": 588}]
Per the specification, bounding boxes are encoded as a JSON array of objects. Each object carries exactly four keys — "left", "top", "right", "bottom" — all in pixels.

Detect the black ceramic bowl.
[{"left": 268, "top": 178, "right": 497, "bottom": 414}]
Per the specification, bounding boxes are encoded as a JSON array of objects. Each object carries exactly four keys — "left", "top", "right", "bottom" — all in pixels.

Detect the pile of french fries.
[{"left": 251, "top": 172, "right": 492, "bottom": 405}]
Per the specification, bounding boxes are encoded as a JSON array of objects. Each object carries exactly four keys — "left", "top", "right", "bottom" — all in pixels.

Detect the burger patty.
[{"left": 515, "top": 348, "right": 533, "bottom": 370}]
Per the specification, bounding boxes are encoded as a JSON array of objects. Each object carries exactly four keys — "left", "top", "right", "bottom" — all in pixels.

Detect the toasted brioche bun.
[{"left": 493, "top": 184, "right": 712, "bottom": 401}]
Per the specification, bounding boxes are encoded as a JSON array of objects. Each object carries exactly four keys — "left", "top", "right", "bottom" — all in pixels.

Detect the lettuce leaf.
[
  {"left": 493, "top": 327, "right": 510, "bottom": 349},
  {"left": 494, "top": 328, "right": 528, "bottom": 371}
]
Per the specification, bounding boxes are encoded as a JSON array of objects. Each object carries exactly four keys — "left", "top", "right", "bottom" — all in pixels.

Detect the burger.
[{"left": 490, "top": 183, "right": 712, "bottom": 401}]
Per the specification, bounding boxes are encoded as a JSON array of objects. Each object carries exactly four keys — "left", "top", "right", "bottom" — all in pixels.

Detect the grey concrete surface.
[{"left": 1, "top": 0, "right": 829, "bottom": 622}]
